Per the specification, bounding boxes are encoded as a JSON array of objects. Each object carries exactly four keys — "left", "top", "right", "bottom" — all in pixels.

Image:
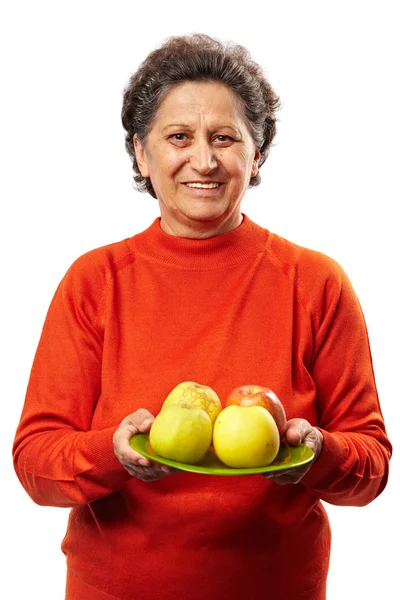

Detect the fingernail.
[
  {"left": 142, "top": 419, "right": 152, "bottom": 428},
  {"left": 138, "top": 458, "right": 148, "bottom": 466}
]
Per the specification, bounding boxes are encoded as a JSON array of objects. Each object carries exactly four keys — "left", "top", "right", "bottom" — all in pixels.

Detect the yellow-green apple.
[
  {"left": 162, "top": 381, "right": 222, "bottom": 426},
  {"left": 213, "top": 405, "right": 280, "bottom": 468},
  {"left": 150, "top": 403, "right": 212, "bottom": 464}
]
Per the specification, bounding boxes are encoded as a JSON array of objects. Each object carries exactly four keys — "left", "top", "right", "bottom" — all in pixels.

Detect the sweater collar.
[{"left": 130, "top": 214, "right": 270, "bottom": 270}]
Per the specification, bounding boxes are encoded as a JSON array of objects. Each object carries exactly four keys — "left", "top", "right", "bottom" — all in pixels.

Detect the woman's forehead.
[{"left": 154, "top": 81, "right": 246, "bottom": 127}]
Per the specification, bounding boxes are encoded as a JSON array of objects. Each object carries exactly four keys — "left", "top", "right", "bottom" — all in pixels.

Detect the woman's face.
[{"left": 134, "top": 81, "right": 260, "bottom": 238}]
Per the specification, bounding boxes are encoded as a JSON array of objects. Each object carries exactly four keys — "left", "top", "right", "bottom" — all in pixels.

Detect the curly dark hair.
[{"left": 121, "top": 34, "right": 281, "bottom": 198}]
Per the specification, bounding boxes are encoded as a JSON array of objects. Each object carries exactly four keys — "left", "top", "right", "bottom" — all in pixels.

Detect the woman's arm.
[
  {"left": 12, "top": 257, "right": 132, "bottom": 507},
  {"left": 300, "top": 264, "right": 392, "bottom": 505}
]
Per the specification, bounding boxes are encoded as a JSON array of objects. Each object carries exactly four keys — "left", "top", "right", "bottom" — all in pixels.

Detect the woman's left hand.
[{"left": 262, "top": 418, "right": 323, "bottom": 485}]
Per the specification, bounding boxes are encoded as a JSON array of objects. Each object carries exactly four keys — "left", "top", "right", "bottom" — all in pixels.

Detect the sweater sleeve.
[
  {"left": 300, "top": 260, "right": 392, "bottom": 506},
  {"left": 13, "top": 254, "right": 132, "bottom": 508}
]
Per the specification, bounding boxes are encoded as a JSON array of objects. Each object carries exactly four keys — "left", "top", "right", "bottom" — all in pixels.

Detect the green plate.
[{"left": 129, "top": 434, "right": 314, "bottom": 475}]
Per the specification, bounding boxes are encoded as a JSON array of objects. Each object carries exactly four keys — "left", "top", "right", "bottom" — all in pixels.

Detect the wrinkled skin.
[
  {"left": 113, "top": 409, "right": 177, "bottom": 482},
  {"left": 114, "top": 410, "right": 323, "bottom": 485},
  {"left": 262, "top": 418, "right": 324, "bottom": 484}
]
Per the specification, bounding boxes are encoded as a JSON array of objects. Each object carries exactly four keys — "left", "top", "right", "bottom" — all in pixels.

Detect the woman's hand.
[
  {"left": 113, "top": 409, "right": 176, "bottom": 481},
  {"left": 262, "top": 418, "right": 323, "bottom": 485}
]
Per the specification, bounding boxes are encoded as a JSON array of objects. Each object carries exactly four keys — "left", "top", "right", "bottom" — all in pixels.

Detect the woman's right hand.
[{"left": 113, "top": 409, "right": 176, "bottom": 481}]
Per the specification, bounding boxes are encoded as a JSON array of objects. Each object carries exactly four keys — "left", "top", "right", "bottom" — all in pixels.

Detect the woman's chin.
[{"left": 178, "top": 204, "right": 228, "bottom": 223}]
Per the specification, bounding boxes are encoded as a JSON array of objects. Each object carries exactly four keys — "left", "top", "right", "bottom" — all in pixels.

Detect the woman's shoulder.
[
  {"left": 262, "top": 231, "right": 357, "bottom": 314},
  {"left": 266, "top": 231, "right": 347, "bottom": 284},
  {"left": 69, "top": 237, "right": 135, "bottom": 273},
  {"left": 262, "top": 230, "right": 362, "bottom": 322},
  {"left": 59, "top": 236, "right": 137, "bottom": 297}
]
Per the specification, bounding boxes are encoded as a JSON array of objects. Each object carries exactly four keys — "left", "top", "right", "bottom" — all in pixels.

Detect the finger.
[
  {"left": 303, "top": 428, "right": 323, "bottom": 460},
  {"left": 113, "top": 410, "right": 156, "bottom": 466},
  {"left": 126, "top": 408, "right": 155, "bottom": 433},
  {"left": 284, "top": 418, "right": 313, "bottom": 446},
  {"left": 124, "top": 466, "right": 167, "bottom": 481},
  {"left": 124, "top": 463, "right": 177, "bottom": 480},
  {"left": 270, "top": 473, "right": 304, "bottom": 485},
  {"left": 125, "top": 461, "right": 176, "bottom": 474},
  {"left": 262, "top": 463, "right": 311, "bottom": 484},
  {"left": 113, "top": 430, "right": 152, "bottom": 467},
  {"left": 114, "top": 440, "right": 151, "bottom": 467}
]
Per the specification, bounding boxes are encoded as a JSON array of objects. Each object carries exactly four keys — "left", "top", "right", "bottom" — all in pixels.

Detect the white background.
[{"left": 1, "top": 1, "right": 399, "bottom": 598}]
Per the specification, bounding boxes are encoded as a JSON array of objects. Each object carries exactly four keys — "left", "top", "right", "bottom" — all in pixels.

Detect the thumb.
[
  {"left": 284, "top": 418, "right": 311, "bottom": 446},
  {"left": 129, "top": 408, "right": 155, "bottom": 433}
]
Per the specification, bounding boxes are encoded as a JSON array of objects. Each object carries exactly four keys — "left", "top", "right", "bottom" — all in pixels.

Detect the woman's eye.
[
  {"left": 168, "top": 133, "right": 234, "bottom": 145},
  {"left": 170, "top": 133, "right": 187, "bottom": 142},
  {"left": 214, "top": 135, "right": 234, "bottom": 144}
]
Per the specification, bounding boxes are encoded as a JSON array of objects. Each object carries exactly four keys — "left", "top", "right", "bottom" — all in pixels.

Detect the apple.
[
  {"left": 213, "top": 405, "right": 280, "bottom": 468},
  {"left": 226, "top": 385, "right": 286, "bottom": 437},
  {"left": 150, "top": 403, "right": 212, "bottom": 464},
  {"left": 162, "top": 381, "right": 222, "bottom": 426}
]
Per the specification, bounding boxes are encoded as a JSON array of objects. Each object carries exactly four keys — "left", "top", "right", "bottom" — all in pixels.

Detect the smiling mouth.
[{"left": 184, "top": 182, "right": 222, "bottom": 189}]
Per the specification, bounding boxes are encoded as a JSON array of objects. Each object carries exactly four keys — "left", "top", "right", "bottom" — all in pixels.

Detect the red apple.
[{"left": 226, "top": 385, "right": 287, "bottom": 437}]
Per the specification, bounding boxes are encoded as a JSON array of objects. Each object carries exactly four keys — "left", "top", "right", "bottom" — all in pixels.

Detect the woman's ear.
[
  {"left": 133, "top": 134, "right": 150, "bottom": 178},
  {"left": 251, "top": 149, "right": 261, "bottom": 178}
]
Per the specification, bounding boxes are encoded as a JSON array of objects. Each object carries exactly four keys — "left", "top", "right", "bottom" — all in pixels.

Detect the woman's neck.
[{"left": 159, "top": 212, "right": 244, "bottom": 240}]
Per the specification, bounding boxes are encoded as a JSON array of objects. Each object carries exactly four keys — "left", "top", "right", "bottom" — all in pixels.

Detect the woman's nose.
[{"left": 188, "top": 140, "right": 218, "bottom": 174}]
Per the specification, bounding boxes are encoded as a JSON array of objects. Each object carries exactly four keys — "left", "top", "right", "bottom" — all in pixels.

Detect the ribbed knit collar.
[{"left": 129, "top": 214, "right": 270, "bottom": 270}]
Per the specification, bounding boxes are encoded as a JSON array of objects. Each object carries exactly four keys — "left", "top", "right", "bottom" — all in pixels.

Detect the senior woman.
[{"left": 13, "top": 34, "right": 391, "bottom": 600}]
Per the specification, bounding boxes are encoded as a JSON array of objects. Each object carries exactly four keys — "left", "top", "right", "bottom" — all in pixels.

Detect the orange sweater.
[{"left": 13, "top": 215, "right": 391, "bottom": 600}]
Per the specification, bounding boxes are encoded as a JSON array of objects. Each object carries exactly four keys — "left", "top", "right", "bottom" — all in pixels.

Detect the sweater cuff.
[
  {"left": 300, "top": 428, "right": 348, "bottom": 492},
  {"left": 74, "top": 427, "right": 133, "bottom": 496}
]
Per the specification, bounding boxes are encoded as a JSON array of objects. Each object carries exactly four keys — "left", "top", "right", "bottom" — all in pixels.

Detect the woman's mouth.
[
  {"left": 182, "top": 182, "right": 224, "bottom": 196},
  {"left": 185, "top": 182, "right": 221, "bottom": 189}
]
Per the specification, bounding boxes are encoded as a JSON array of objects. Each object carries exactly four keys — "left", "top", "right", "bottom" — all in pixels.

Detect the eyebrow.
[
  {"left": 161, "top": 123, "right": 242, "bottom": 136},
  {"left": 161, "top": 124, "right": 193, "bottom": 133}
]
